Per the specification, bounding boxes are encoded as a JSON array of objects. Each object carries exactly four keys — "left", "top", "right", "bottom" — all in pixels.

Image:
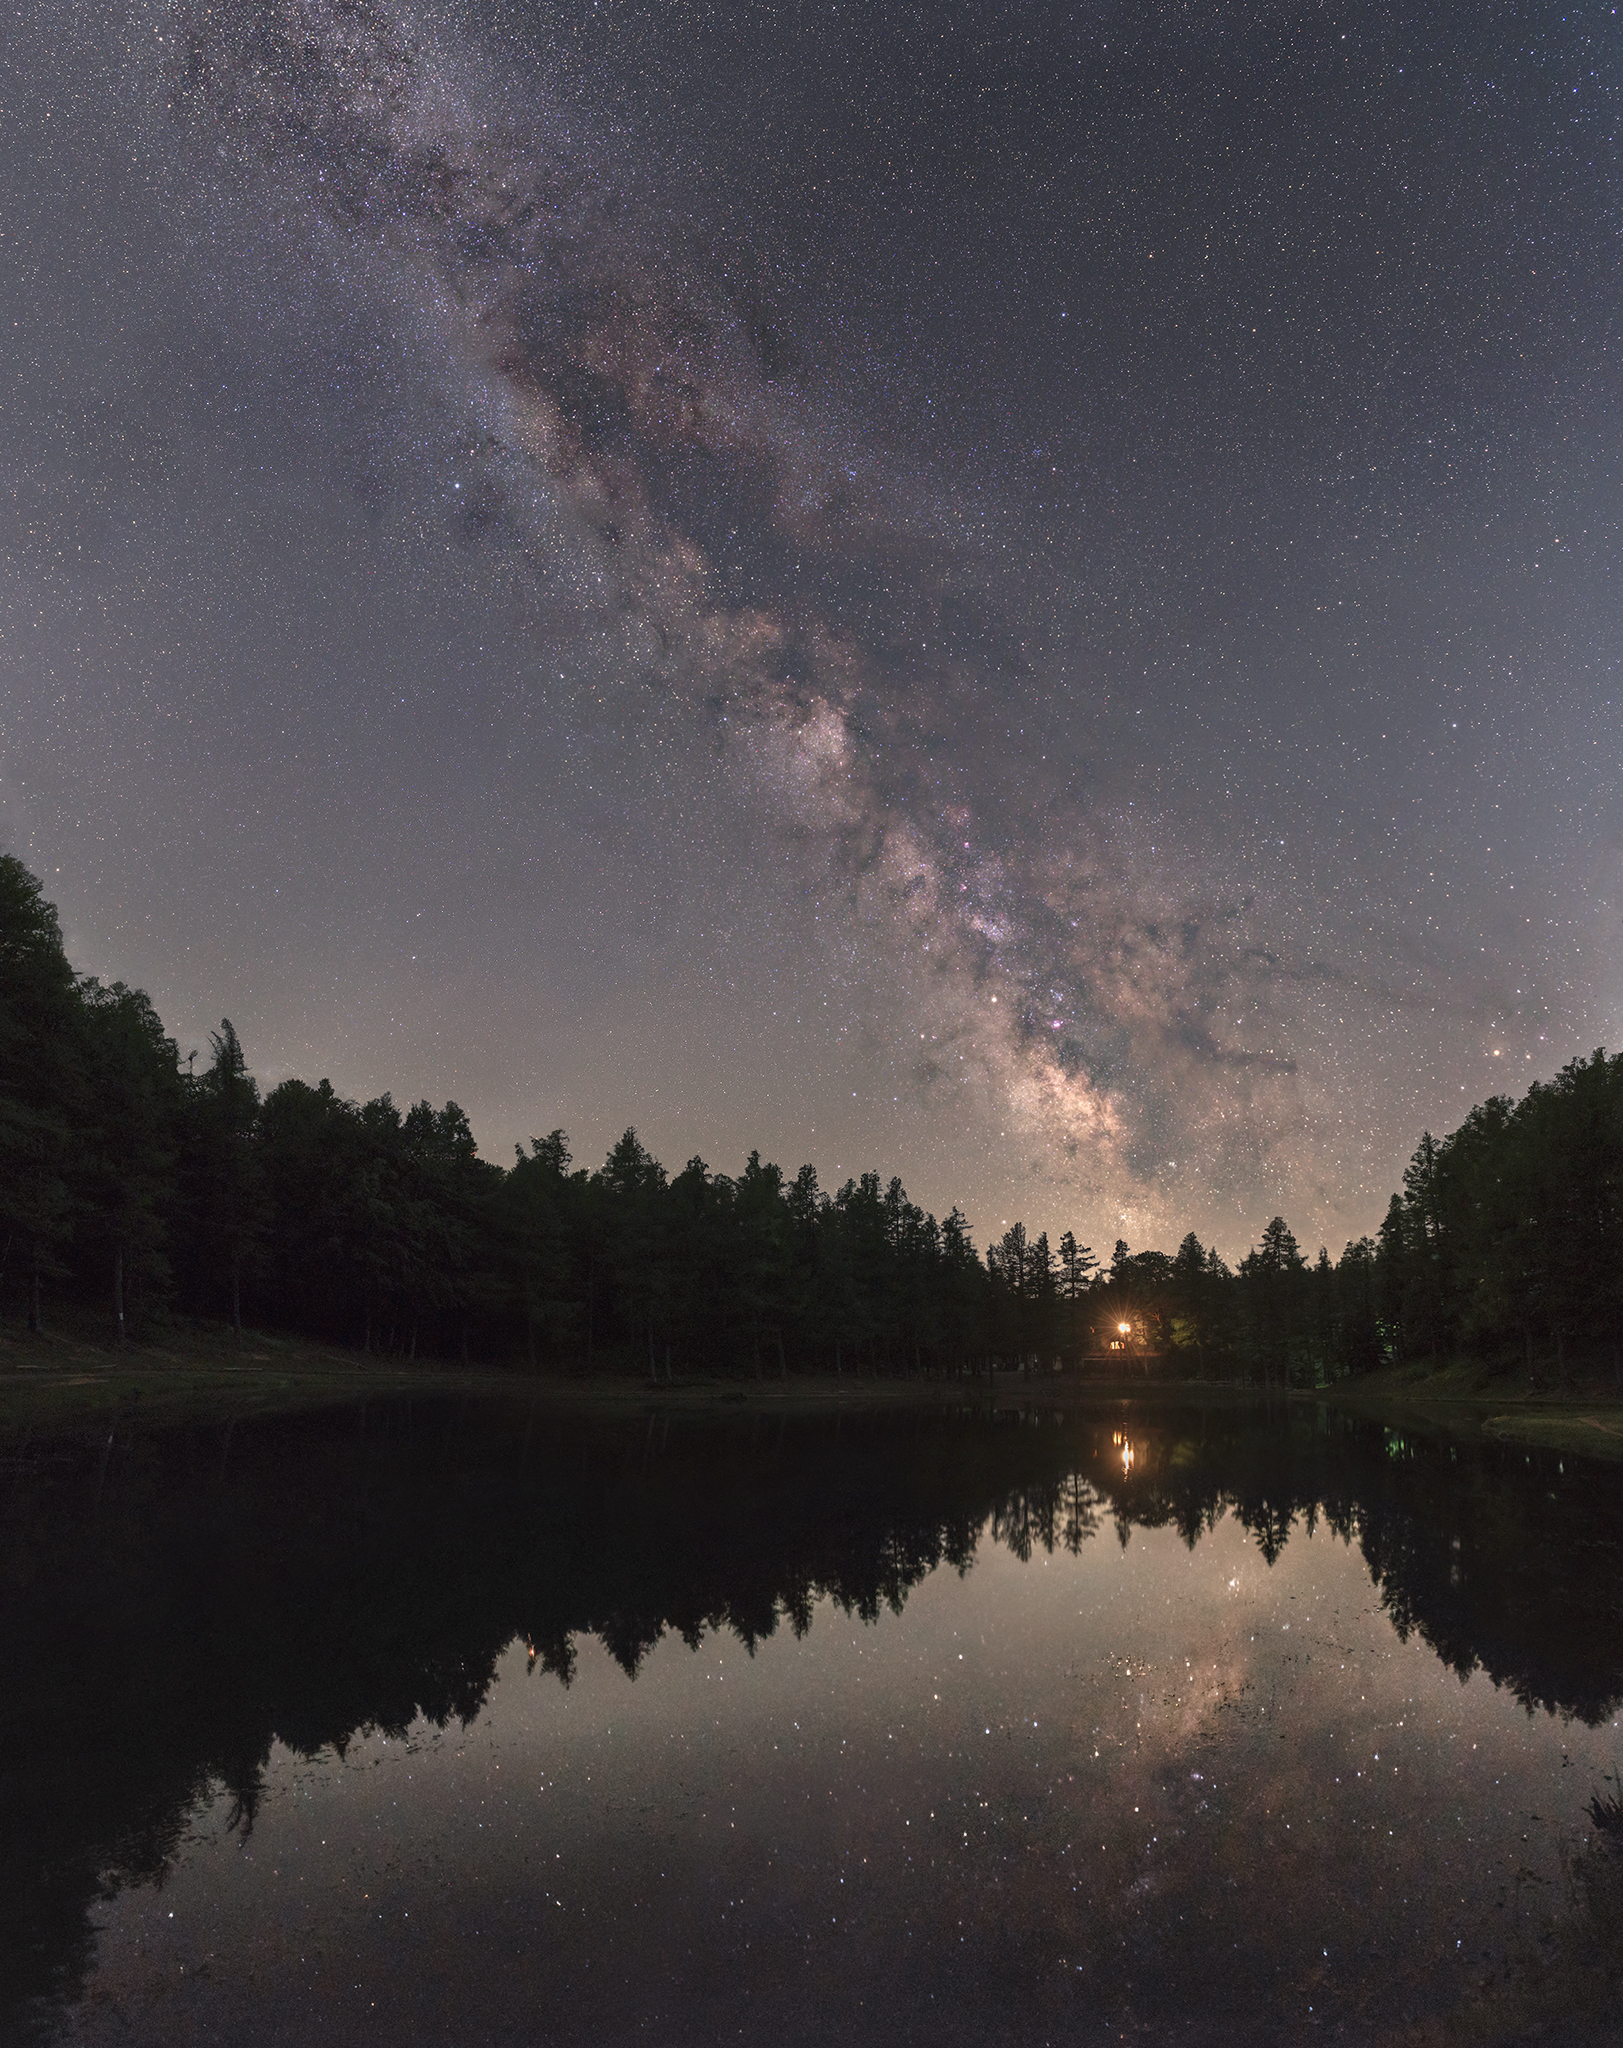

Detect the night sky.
[{"left": 3, "top": 0, "right": 1619, "bottom": 1258}]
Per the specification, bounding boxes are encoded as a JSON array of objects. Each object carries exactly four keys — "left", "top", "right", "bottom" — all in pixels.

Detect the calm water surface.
[{"left": 5, "top": 1398, "right": 1621, "bottom": 2043}]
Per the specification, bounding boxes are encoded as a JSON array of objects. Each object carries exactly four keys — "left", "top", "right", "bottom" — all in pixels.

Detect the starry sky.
[{"left": 3, "top": 0, "right": 1619, "bottom": 1258}]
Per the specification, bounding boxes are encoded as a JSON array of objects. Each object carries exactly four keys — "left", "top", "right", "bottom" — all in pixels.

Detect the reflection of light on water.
[{"left": 1112, "top": 1430, "right": 1135, "bottom": 1474}]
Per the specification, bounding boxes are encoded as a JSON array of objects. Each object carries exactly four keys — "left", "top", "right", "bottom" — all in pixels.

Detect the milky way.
[{"left": 3, "top": 0, "right": 1619, "bottom": 1252}]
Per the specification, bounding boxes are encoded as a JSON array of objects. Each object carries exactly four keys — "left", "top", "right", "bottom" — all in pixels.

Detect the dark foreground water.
[{"left": 4, "top": 1395, "right": 1621, "bottom": 2044}]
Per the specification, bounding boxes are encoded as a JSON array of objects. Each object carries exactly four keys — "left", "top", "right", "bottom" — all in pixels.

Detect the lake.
[{"left": 5, "top": 1395, "right": 1621, "bottom": 2043}]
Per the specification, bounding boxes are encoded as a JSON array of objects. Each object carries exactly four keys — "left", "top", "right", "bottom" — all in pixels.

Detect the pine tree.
[
  {"left": 0, "top": 857, "right": 87, "bottom": 1331},
  {"left": 79, "top": 982, "right": 183, "bottom": 1341},
  {"left": 185, "top": 1022, "right": 264, "bottom": 1344}
]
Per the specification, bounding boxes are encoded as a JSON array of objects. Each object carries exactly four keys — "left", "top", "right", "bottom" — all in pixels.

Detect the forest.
[{"left": 2, "top": 854, "right": 1619, "bottom": 1383}]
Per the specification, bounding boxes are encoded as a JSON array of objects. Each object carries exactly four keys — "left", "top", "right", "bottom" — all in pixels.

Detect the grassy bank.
[
  {"left": 7, "top": 1316, "right": 1623, "bottom": 1464},
  {"left": 0, "top": 1315, "right": 522, "bottom": 1435},
  {"left": 1315, "top": 1357, "right": 1623, "bottom": 1465},
  {"left": 0, "top": 1313, "right": 1276, "bottom": 1438}
]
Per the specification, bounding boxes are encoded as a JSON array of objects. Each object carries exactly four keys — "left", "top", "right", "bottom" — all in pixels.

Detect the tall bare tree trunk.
[{"left": 113, "top": 1246, "right": 125, "bottom": 1347}]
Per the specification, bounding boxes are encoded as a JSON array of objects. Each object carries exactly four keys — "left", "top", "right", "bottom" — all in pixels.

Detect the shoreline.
[
  {"left": 0, "top": 1327, "right": 1265, "bottom": 1437},
  {"left": 4, "top": 1321, "right": 1622, "bottom": 1463},
  {"left": 1308, "top": 1359, "right": 1623, "bottom": 1465}
]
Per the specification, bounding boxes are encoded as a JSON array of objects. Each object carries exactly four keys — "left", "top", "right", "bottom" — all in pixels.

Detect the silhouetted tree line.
[
  {"left": 3, "top": 855, "right": 1618, "bottom": 1379},
  {"left": 4, "top": 1401, "right": 1618, "bottom": 2031}
]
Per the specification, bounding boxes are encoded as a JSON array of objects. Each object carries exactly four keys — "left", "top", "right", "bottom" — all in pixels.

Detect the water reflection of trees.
[
  {"left": 990, "top": 1470, "right": 1104, "bottom": 1560},
  {"left": 3, "top": 1401, "right": 1620, "bottom": 2034}
]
